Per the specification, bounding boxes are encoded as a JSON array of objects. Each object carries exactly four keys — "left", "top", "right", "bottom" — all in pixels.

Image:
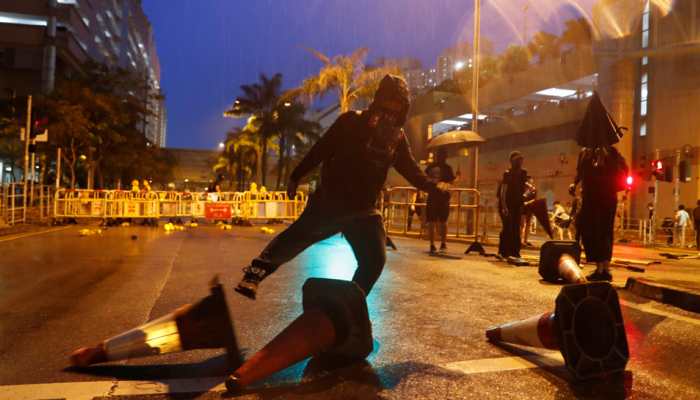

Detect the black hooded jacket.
[{"left": 290, "top": 110, "right": 439, "bottom": 215}]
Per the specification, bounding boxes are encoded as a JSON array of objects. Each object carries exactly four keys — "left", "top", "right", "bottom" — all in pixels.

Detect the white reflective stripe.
[
  {"left": 498, "top": 314, "right": 545, "bottom": 348},
  {"left": 444, "top": 353, "right": 564, "bottom": 375}
]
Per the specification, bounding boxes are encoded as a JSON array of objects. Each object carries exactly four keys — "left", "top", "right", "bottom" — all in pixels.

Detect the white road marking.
[
  {"left": 0, "top": 226, "right": 70, "bottom": 242},
  {"left": 0, "top": 353, "right": 568, "bottom": 399},
  {"left": 444, "top": 352, "right": 564, "bottom": 375},
  {"left": 0, "top": 377, "right": 226, "bottom": 400},
  {"left": 620, "top": 299, "right": 700, "bottom": 326}
]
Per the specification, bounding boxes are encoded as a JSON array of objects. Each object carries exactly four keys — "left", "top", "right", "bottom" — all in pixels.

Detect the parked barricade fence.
[
  {"left": 52, "top": 189, "right": 307, "bottom": 222},
  {"left": 1, "top": 183, "right": 26, "bottom": 226},
  {"left": 382, "top": 186, "right": 480, "bottom": 241}
]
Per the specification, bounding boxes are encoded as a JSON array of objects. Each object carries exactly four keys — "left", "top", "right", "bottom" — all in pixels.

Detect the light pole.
[{"left": 470, "top": 0, "right": 481, "bottom": 189}]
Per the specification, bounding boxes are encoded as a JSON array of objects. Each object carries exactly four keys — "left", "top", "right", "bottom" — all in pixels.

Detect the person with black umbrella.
[{"left": 569, "top": 93, "right": 628, "bottom": 281}]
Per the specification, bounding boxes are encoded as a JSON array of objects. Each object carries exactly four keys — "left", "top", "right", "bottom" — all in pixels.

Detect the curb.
[{"left": 625, "top": 277, "right": 700, "bottom": 314}]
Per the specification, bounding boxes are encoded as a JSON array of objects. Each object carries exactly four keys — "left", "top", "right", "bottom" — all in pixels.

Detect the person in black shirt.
[
  {"left": 234, "top": 75, "right": 447, "bottom": 299},
  {"left": 425, "top": 148, "right": 455, "bottom": 253},
  {"left": 497, "top": 151, "right": 528, "bottom": 259}
]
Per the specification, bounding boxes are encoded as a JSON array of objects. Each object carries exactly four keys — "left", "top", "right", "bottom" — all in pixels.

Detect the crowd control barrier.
[
  {"left": 382, "top": 186, "right": 481, "bottom": 241},
  {"left": 53, "top": 189, "right": 307, "bottom": 222}
]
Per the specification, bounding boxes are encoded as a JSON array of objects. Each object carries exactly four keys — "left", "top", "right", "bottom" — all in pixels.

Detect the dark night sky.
[{"left": 141, "top": 1, "right": 596, "bottom": 150}]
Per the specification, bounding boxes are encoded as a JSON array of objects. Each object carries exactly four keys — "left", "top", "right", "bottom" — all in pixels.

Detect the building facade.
[
  {"left": 0, "top": 0, "right": 166, "bottom": 146},
  {"left": 391, "top": 0, "right": 700, "bottom": 229}
]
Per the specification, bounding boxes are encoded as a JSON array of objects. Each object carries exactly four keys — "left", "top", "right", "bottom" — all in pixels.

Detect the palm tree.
[
  {"left": 285, "top": 48, "right": 401, "bottom": 113},
  {"left": 499, "top": 45, "right": 532, "bottom": 77},
  {"left": 560, "top": 18, "right": 593, "bottom": 49},
  {"left": 214, "top": 127, "right": 259, "bottom": 191},
  {"left": 528, "top": 31, "right": 561, "bottom": 64},
  {"left": 224, "top": 73, "right": 282, "bottom": 186},
  {"left": 273, "top": 102, "right": 320, "bottom": 190}
]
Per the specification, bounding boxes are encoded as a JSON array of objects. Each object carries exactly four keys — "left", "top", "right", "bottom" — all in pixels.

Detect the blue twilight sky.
[{"left": 141, "top": 0, "right": 597, "bottom": 150}]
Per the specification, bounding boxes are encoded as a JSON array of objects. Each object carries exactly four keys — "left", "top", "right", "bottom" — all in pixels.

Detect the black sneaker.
[
  {"left": 429, "top": 245, "right": 437, "bottom": 255},
  {"left": 587, "top": 270, "right": 613, "bottom": 282},
  {"left": 235, "top": 264, "right": 269, "bottom": 299}
]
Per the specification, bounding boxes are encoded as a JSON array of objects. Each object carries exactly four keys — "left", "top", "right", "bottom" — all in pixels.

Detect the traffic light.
[
  {"left": 31, "top": 108, "right": 48, "bottom": 139},
  {"left": 651, "top": 159, "right": 673, "bottom": 182},
  {"left": 625, "top": 174, "right": 634, "bottom": 190},
  {"left": 679, "top": 160, "right": 691, "bottom": 182}
]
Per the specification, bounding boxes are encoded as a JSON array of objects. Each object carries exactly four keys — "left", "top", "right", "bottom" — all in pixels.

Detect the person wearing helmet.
[{"left": 234, "top": 75, "right": 447, "bottom": 299}]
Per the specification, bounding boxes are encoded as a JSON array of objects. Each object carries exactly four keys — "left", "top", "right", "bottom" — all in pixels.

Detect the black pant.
[
  {"left": 253, "top": 207, "right": 387, "bottom": 295},
  {"left": 499, "top": 208, "right": 522, "bottom": 258},
  {"left": 578, "top": 199, "right": 616, "bottom": 263},
  {"left": 695, "top": 221, "right": 700, "bottom": 249}
]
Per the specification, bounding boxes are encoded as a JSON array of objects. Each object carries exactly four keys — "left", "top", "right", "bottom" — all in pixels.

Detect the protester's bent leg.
[
  {"left": 236, "top": 212, "right": 338, "bottom": 299},
  {"left": 344, "top": 216, "right": 387, "bottom": 295}
]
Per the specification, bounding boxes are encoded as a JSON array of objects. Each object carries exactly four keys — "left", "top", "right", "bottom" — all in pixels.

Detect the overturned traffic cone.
[
  {"left": 225, "top": 278, "right": 373, "bottom": 393},
  {"left": 538, "top": 241, "right": 586, "bottom": 284},
  {"left": 486, "top": 282, "right": 628, "bottom": 380},
  {"left": 70, "top": 276, "right": 242, "bottom": 369}
]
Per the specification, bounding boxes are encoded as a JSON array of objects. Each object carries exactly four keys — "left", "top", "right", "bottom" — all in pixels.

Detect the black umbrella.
[
  {"left": 427, "top": 129, "right": 486, "bottom": 151},
  {"left": 576, "top": 92, "right": 626, "bottom": 147}
]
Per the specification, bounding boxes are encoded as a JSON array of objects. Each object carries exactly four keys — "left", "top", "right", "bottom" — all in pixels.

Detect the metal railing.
[
  {"left": 53, "top": 189, "right": 308, "bottom": 222},
  {"left": 1, "top": 183, "right": 26, "bottom": 226},
  {"left": 382, "top": 186, "right": 481, "bottom": 241}
]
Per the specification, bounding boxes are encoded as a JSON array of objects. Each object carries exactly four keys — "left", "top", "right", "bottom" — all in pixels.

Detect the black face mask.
[{"left": 366, "top": 114, "right": 401, "bottom": 162}]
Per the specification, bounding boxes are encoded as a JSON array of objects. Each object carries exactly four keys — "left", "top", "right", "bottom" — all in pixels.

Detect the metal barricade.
[
  {"left": 1, "top": 183, "right": 26, "bottom": 225},
  {"left": 383, "top": 186, "right": 480, "bottom": 241},
  {"left": 243, "top": 191, "right": 306, "bottom": 221},
  {"left": 54, "top": 189, "right": 106, "bottom": 219}
]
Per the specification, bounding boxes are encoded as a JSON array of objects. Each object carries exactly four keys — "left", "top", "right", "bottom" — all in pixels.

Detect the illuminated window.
[
  {"left": 640, "top": 122, "right": 647, "bottom": 137},
  {"left": 641, "top": 0, "right": 651, "bottom": 49},
  {"left": 640, "top": 99, "right": 647, "bottom": 116},
  {"left": 82, "top": 16, "right": 89, "bottom": 26},
  {"left": 641, "top": 56, "right": 648, "bottom": 65}
]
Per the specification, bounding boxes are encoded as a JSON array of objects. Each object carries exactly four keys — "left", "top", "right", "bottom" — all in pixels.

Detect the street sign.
[{"left": 205, "top": 203, "right": 231, "bottom": 219}]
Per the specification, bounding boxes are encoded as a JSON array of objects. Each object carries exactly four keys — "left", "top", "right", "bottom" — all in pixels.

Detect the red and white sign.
[{"left": 205, "top": 203, "right": 231, "bottom": 219}]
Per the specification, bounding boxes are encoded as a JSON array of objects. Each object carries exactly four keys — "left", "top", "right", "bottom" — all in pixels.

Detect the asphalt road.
[{"left": 0, "top": 224, "right": 699, "bottom": 399}]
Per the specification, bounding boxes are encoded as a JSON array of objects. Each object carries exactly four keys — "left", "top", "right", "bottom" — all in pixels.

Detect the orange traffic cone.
[
  {"left": 225, "top": 278, "right": 373, "bottom": 393},
  {"left": 486, "top": 282, "right": 628, "bottom": 380},
  {"left": 70, "top": 276, "right": 242, "bottom": 369},
  {"left": 538, "top": 241, "right": 587, "bottom": 284}
]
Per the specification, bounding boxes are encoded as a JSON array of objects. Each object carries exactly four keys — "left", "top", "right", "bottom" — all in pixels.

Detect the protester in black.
[
  {"left": 425, "top": 148, "right": 456, "bottom": 254},
  {"left": 569, "top": 92, "right": 628, "bottom": 281},
  {"left": 234, "top": 75, "right": 446, "bottom": 299},
  {"left": 498, "top": 151, "right": 528, "bottom": 259}
]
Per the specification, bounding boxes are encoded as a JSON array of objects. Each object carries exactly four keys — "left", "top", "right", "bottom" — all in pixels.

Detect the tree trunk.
[
  {"left": 275, "top": 134, "right": 286, "bottom": 190},
  {"left": 260, "top": 136, "right": 268, "bottom": 187}
]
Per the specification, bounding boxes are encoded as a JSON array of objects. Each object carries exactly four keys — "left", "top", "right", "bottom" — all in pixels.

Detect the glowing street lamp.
[
  {"left": 454, "top": 61, "right": 466, "bottom": 71},
  {"left": 219, "top": 142, "right": 225, "bottom": 149}
]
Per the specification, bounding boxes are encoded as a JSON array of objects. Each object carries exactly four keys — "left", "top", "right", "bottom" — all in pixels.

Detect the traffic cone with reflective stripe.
[
  {"left": 70, "top": 276, "right": 242, "bottom": 369},
  {"left": 486, "top": 282, "right": 629, "bottom": 380},
  {"left": 539, "top": 241, "right": 586, "bottom": 284},
  {"left": 225, "top": 278, "right": 373, "bottom": 393}
]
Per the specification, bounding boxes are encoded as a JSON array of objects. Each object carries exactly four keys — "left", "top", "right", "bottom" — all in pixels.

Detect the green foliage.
[
  {"left": 285, "top": 48, "right": 402, "bottom": 113},
  {"left": 499, "top": 45, "right": 531, "bottom": 76},
  {"left": 40, "top": 61, "right": 173, "bottom": 189}
]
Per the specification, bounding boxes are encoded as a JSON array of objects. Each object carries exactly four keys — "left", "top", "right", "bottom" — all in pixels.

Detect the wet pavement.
[{"left": 0, "top": 224, "right": 699, "bottom": 399}]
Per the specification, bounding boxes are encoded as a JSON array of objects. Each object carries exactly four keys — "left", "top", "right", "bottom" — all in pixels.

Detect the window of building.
[
  {"left": 640, "top": 121, "right": 647, "bottom": 137},
  {"left": 641, "top": 0, "right": 651, "bottom": 49}
]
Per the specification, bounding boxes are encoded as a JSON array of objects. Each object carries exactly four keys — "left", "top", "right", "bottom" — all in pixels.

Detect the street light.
[
  {"left": 283, "top": 102, "right": 292, "bottom": 107},
  {"left": 219, "top": 142, "right": 225, "bottom": 149},
  {"left": 454, "top": 61, "right": 465, "bottom": 71}
]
